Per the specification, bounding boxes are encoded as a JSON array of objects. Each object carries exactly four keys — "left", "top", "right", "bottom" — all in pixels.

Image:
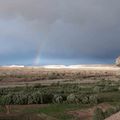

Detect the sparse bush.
[
  {"left": 103, "top": 86, "right": 110, "bottom": 92},
  {"left": 103, "top": 85, "right": 117, "bottom": 92},
  {"left": 48, "top": 72, "right": 59, "bottom": 80},
  {"left": 114, "top": 105, "right": 120, "bottom": 113},
  {"left": 104, "top": 107, "right": 115, "bottom": 118},
  {"left": 67, "top": 94, "right": 79, "bottom": 104},
  {"left": 81, "top": 96, "right": 89, "bottom": 104},
  {"left": 93, "top": 86, "right": 101, "bottom": 93},
  {"left": 0, "top": 94, "right": 12, "bottom": 105},
  {"left": 0, "top": 105, "right": 6, "bottom": 112},
  {"left": 118, "top": 86, "right": 120, "bottom": 91},
  {"left": 12, "top": 92, "right": 28, "bottom": 105},
  {"left": 53, "top": 94, "right": 63, "bottom": 103},
  {"left": 28, "top": 92, "right": 43, "bottom": 104},
  {"left": 93, "top": 108, "right": 104, "bottom": 120},
  {"left": 89, "top": 95, "right": 98, "bottom": 105},
  {"left": 42, "top": 93, "right": 53, "bottom": 104}
]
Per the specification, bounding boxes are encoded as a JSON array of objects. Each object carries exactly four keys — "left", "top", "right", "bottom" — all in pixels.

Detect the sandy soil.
[
  {"left": 0, "top": 65, "right": 120, "bottom": 87},
  {"left": 105, "top": 111, "right": 120, "bottom": 120}
]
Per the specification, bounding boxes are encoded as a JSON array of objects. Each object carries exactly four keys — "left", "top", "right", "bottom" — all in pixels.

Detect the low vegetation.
[{"left": 0, "top": 67, "right": 120, "bottom": 119}]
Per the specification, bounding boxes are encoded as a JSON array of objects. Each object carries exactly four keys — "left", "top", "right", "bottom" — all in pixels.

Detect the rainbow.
[
  {"left": 33, "top": 46, "right": 41, "bottom": 66},
  {"left": 33, "top": 38, "right": 47, "bottom": 66},
  {"left": 33, "top": 34, "right": 49, "bottom": 66}
]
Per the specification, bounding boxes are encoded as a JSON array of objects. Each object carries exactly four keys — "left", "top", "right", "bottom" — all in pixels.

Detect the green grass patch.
[
  {"left": 98, "top": 91, "right": 120, "bottom": 102},
  {"left": 24, "top": 104, "right": 91, "bottom": 120}
]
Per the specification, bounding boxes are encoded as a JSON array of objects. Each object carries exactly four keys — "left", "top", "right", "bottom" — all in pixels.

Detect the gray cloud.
[{"left": 0, "top": 0, "right": 120, "bottom": 65}]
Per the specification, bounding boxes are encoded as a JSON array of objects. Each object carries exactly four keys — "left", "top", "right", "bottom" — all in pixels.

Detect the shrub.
[
  {"left": 27, "top": 92, "right": 43, "bottom": 104},
  {"left": 0, "top": 94, "right": 12, "bottom": 105},
  {"left": 0, "top": 105, "right": 6, "bottom": 112},
  {"left": 81, "top": 96, "right": 89, "bottom": 104},
  {"left": 104, "top": 107, "right": 115, "bottom": 118},
  {"left": 118, "top": 87, "right": 120, "bottom": 91},
  {"left": 12, "top": 93, "right": 28, "bottom": 105},
  {"left": 93, "top": 86, "right": 101, "bottom": 93},
  {"left": 114, "top": 105, "right": 120, "bottom": 113},
  {"left": 67, "top": 94, "right": 79, "bottom": 104},
  {"left": 93, "top": 108, "right": 104, "bottom": 120},
  {"left": 53, "top": 94, "right": 63, "bottom": 103},
  {"left": 48, "top": 72, "right": 59, "bottom": 79},
  {"left": 89, "top": 95, "right": 98, "bottom": 105},
  {"left": 103, "top": 86, "right": 110, "bottom": 92},
  {"left": 27, "top": 94, "right": 35, "bottom": 104},
  {"left": 42, "top": 93, "right": 53, "bottom": 104}
]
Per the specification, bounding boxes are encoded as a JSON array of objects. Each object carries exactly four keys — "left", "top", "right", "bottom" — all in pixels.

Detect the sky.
[{"left": 0, "top": 0, "right": 120, "bottom": 65}]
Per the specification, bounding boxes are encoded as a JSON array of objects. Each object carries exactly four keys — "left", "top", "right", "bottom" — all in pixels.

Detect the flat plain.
[{"left": 0, "top": 65, "right": 120, "bottom": 120}]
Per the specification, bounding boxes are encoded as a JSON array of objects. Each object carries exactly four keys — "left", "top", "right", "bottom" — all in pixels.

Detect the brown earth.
[
  {"left": 105, "top": 111, "right": 120, "bottom": 120},
  {"left": 0, "top": 66, "right": 120, "bottom": 87},
  {"left": 69, "top": 103, "right": 112, "bottom": 120},
  {"left": 0, "top": 103, "right": 112, "bottom": 120}
]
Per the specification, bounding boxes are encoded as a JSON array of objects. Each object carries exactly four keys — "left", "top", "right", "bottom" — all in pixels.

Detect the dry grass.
[{"left": 0, "top": 66, "right": 120, "bottom": 87}]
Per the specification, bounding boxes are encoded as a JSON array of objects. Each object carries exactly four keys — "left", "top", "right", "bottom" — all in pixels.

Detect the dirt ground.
[
  {"left": 0, "top": 103, "right": 112, "bottom": 120},
  {"left": 105, "top": 111, "right": 120, "bottom": 120},
  {"left": 69, "top": 103, "right": 112, "bottom": 120},
  {"left": 0, "top": 66, "right": 120, "bottom": 88},
  {"left": 0, "top": 104, "right": 47, "bottom": 115}
]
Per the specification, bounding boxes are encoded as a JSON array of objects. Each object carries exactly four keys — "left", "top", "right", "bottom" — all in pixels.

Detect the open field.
[
  {"left": 0, "top": 65, "right": 120, "bottom": 87},
  {"left": 0, "top": 65, "right": 120, "bottom": 120}
]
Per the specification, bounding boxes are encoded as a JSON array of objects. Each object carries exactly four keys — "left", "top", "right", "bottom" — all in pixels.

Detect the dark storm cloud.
[{"left": 0, "top": 0, "right": 120, "bottom": 65}]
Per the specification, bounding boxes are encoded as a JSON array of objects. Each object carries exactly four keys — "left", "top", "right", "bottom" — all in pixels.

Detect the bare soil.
[
  {"left": 105, "top": 111, "right": 120, "bottom": 120},
  {"left": 69, "top": 103, "right": 111, "bottom": 120},
  {"left": 0, "top": 66, "right": 120, "bottom": 87}
]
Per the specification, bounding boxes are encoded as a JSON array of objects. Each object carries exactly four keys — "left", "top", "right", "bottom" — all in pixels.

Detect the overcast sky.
[{"left": 0, "top": 0, "right": 120, "bottom": 65}]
